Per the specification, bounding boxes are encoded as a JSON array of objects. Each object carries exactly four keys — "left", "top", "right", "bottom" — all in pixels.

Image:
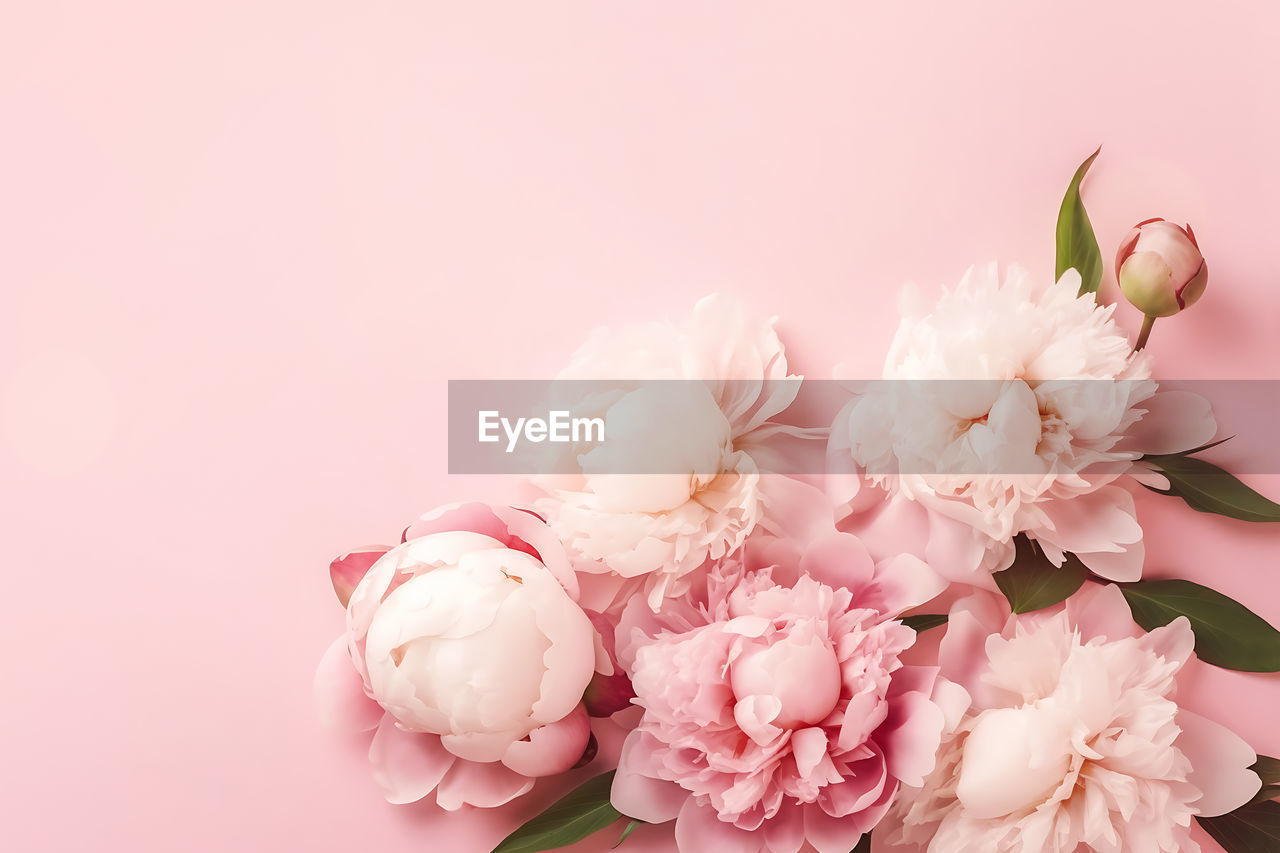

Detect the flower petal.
[
  {"left": 1177, "top": 710, "right": 1261, "bottom": 817},
  {"left": 674, "top": 797, "right": 761, "bottom": 853},
  {"left": 314, "top": 635, "right": 382, "bottom": 733},
  {"left": 368, "top": 716, "right": 456, "bottom": 805},
  {"left": 612, "top": 733, "right": 689, "bottom": 824},
  {"left": 500, "top": 706, "right": 591, "bottom": 778},
  {"left": 434, "top": 758, "right": 534, "bottom": 810}
]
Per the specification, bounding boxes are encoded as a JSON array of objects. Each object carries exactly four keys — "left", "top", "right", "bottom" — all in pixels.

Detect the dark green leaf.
[
  {"left": 994, "top": 536, "right": 1089, "bottom": 614},
  {"left": 492, "top": 772, "right": 623, "bottom": 853},
  {"left": 1120, "top": 579, "right": 1280, "bottom": 672},
  {"left": 1197, "top": 799, "right": 1280, "bottom": 852},
  {"left": 1248, "top": 755, "right": 1280, "bottom": 805},
  {"left": 1055, "top": 147, "right": 1104, "bottom": 295},
  {"left": 901, "top": 613, "right": 948, "bottom": 633},
  {"left": 613, "top": 820, "right": 641, "bottom": 848},
  {"left": 1145, "top": 453, "right": 1280, "bottom": 522}
]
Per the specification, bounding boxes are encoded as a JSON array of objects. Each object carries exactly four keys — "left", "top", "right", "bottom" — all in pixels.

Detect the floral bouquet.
[{"left": 315, "top": 152, "right": 1280, "bottom": 853}]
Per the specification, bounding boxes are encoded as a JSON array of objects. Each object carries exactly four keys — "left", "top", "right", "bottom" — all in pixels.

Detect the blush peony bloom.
[
  {"left": 873, "top": 583, "right": 1261, "bottom": 853},
  {"left": 828, "top": 263, "right": 1216, "bottom": 585},
  {"left": 609, "top": 529, "right": 968, "bottom": 853},
  {"left": 314, "top": 502, "right": 608, "bottom": 809},
  {"left": 533, "top": 294, "right": 813, "bottom": 613}
]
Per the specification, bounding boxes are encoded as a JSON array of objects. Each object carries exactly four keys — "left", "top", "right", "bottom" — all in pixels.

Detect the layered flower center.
[{"left": 729, "top": 626, "right": 842, "bottom": 729}]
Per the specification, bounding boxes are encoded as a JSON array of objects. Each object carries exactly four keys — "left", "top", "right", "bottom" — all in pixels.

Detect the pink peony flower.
[
  {"left": 314, "top": 502, "right": 609, "bottom": 809},
  {"left": 609, "top": 528, "right": 968, "bottom": 853},
  {"left": 874, "top": 583, "right": 1261, "bottom": 853},
  {"left": 828, "top": 263, "right": 1217, "bottom": 586},
  {"left": 534, "top": 294, "right": 814, "bottom": 613}
]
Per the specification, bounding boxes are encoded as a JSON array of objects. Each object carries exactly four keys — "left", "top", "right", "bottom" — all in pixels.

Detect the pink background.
[{"left": 3, "top": 3, "right": 1278, "bottom": 851}]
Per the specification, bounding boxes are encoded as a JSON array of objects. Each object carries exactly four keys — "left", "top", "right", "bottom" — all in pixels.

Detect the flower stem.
[{"left": 1135, "top": 315, "right": 1156, "bottom": 351}]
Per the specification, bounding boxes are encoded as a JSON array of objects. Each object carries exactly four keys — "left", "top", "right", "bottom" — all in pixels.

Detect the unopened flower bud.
[{"left": 1116, "top": 218, "right": 1208, "bottom": 318}]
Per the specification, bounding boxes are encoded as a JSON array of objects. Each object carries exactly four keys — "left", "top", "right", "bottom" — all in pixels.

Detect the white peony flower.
[
  {"left": 533, "top": 294, "right": 810, "bottom": 612},
  {"left": 829, "top": 263, "right": 1216, "bottom": 584},
  {"left": 873, "top": 584, "right": 1260, "bottom": 853}
]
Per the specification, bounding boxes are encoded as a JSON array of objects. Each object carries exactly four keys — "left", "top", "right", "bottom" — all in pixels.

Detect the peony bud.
[{"left": 1115, "top": 218, "right": 1208, "bottom": 319}]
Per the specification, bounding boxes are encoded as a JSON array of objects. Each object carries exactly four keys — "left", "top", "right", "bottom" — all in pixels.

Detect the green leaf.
[
  {"left": 492, "top": 771, "right": 624, "bottom": 853},
  {"left": 901, "top": 613, "right": 948, "bottom": 633},
  {"left": 1197, "top": 799, "right": 1280, "bottom": 852},
  {"left": 613, "top": 820, "right": 640, "bottom": 849},
  {"left": 1145, "top": 453, "right": 1280, "bottom": 522},
  {"left": 1248, "top": 755, "right": 1280, "bottom": 805},
  {"left": 994, "top": 536, "right": 1089, "bottom": 614},
  {"left": 1120, "top": 579, "right": 1280, "bottom": 672},
  {"left": 1055, "top": 147, "right": 1104, "bottom": 295}
]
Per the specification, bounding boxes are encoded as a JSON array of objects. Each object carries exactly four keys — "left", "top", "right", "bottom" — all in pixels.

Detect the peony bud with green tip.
[{"left": 1116, "top": 218, "right": 1208, "bottom": 318}]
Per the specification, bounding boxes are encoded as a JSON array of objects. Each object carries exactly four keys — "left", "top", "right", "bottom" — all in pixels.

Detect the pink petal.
[
  {"left": 803, "top": 803, "right": 874, "bottom": 853},
  {"left": 1064, "top": 583, "right": 1144, "bottom": 643},
  {"left": 798, "top": 532, "right": 875, "bottom": 592},
  {"left": 758, "top": 475, "right": 840, "bottom": 543},
  {"left": 500, "top": 706, "right": 591, "bottom": 778},
  {"left": 1177, "top": 710, "right": 1261, "bottom": 817},
  {"left": 939, "top": 592, "right": 1009, "bottom": 707},
  {"left": 878, "top": 692, "right": 946, "bottom": 787},
  {"left": 1074, "top": 541, "right": 1145, "bottom": 582},
  {"left": 922, "top": 510, "right": 991, "bottom": 585},
  {"left": 674, "top": 798, "right": 762, "bottom": 853},
  {"left": 611, "top": 733, "right": 689, "bottom": 823},
  {"left": 869, "top": 553, "right": 948, "bottom": 616},
  {"left": 314, "top": 635, "right": 382, "bottom": 733},
  {"left": 1037, "top": 486, "right": 1142, "bottom": 556},
  {"left": 1120, "top": 389, "right": 1217, "bottom": 456},
  {"left": 847, "top": 492, "right": 930, "bottom": 565},
  {"left": 762, "top": 802, "right": 806, "bottom": 853},
  {"left": 368, "top": 717, "right": 456, "bottom": 805},
  {"left": 330, "top": 545, "right": 391, "bottom": 608},
  {"left": 491, "top": 504, "right": 581, "bottom": 600},
  {"left": 434, "top": 758, "right": 535, "bottom": 811}
]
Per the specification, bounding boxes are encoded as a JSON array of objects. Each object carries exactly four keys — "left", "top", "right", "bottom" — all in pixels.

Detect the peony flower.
[
  {"left": 874, "top": 583, "right": 1261, "bottom": 853},
  {"left": 828, "top": 263, "right": 1217, "bottom": 585},
  {"left": 1117, "top": 218, "right": 1208, "bottom": 319},
  {"left": 533, "top": 294, "right": 813, "bottom": 613},
  {"left": 609, "top": 527, "right": 968, "bottom": 853},
  {"left": 314, "top": 502, "right": 608, "bottom": 809}
]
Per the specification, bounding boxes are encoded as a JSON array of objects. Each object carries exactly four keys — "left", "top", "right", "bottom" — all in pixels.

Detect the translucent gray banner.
[{"left": 447, "top": 379, "right": 1280, "bottom": 475}]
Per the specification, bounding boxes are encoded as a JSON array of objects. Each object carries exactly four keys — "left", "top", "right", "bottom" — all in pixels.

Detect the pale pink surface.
[{"left": 2, "top": 3, "right": 1279, "bottom": 852}]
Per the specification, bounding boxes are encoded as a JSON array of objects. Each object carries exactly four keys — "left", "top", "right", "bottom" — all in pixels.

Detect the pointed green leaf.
[
  {"left": 1055, "top": 148, "right": 1104, "bottom": 295},
  {"left": 901, "top": 613, "right": 948, "bottom": 633},
  {"left": 492, "top": 772, "right": 623, "bottom": 853},
  {"left": 1145, "top": 453, "right": 1280, "bottom": 522},
  {"left": 1120, "top": 579, "right": 1280, "bottom": 672},
  {"left": 994, "top": 536, "right": 1089, "bottom": 614},
  {"left": 1197, "top": 799, "right": 1280, "bottom": 852},
  {"left": 613, "top": 820, "right": 641, "bottom": 848}
]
